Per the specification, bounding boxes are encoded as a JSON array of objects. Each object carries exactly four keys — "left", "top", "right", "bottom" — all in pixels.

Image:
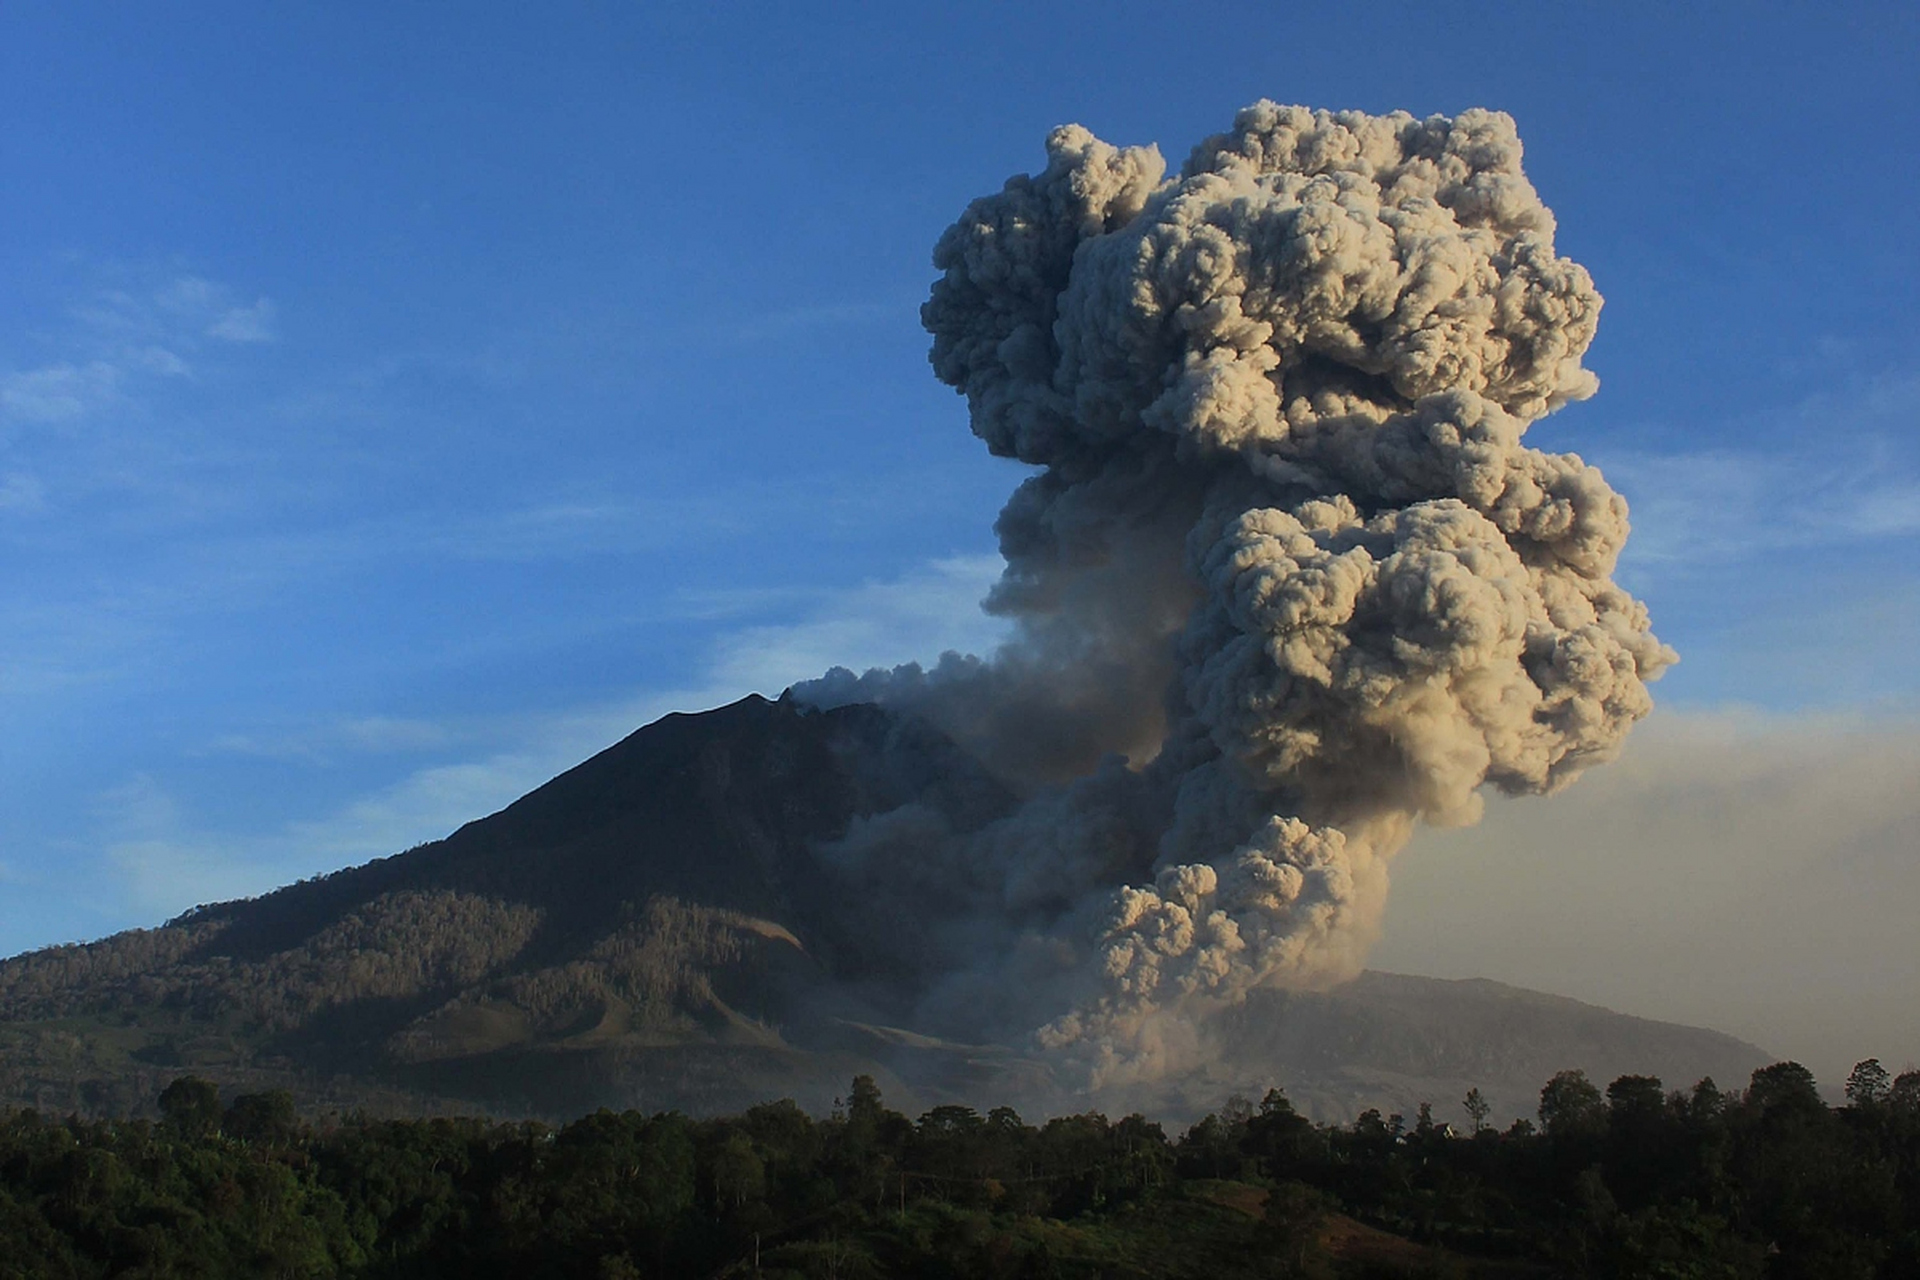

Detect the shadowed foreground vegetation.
[{"left": 2, "top": 1060, "right": 1918, "bottom": 1278}]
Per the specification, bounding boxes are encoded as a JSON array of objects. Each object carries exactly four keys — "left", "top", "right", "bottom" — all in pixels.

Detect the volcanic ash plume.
[{"left": 800, "top": 102, "right": 1672, "bottom": 1083}]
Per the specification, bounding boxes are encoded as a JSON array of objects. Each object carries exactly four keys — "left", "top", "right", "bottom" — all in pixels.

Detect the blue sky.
[{"left": 3, "top": 3, "right": 1917, "bottom": 1074}]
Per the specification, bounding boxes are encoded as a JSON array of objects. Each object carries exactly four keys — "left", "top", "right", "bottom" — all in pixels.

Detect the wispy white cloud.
[
  {"left": 0, "top": 473, "right": 48, "bottom": 514},
  {"left": 1604, "top": 367, "right": 1920, "bottom": 570},
  {"left": 205, "top": 297, "right": 277, "bottom": 344},
  {"left": 1610, "top": 447, "right": 1920, "bottom": 566},
  {"left": 0, "top": 483, "right": 874, "bottom": 703},
  {"left": 734, "top": 299, "right": 900, "bottom": 341},
  {"left": 100, "top": 700, "right": 690, "bottom": 917},
  {"left": 0, "top": 267, "right": 276, "bottom": 435},
  {"left": 703, "top": 555, "right": 1007, "bottom": 695},
  {"left": 93, "top": 774, "right": 253, "bottom": 913},
  {"left": 0, "top": 361, "right": 123, "bottom": 424},
  {"left": 1852, "top": 481, "right": 1920, "bottom": 537},
  {"left": 130, "top": 345, "right": 193, "bottom": 377},
  {"left": 0, "top": 586, "right": 164, "bottom": 697},
  {"left": 152, "top": 274, "right": 278, "bottom": 345},
  {"left": 665, "top": 583, "right": 819, "bottom": 623},
  {"left": 206, "top": 715, "right": 462, "bottom": 764},
  {"left": 1693, "top": 579, "right": 1920, "bottom": 710},
  {"left": 418, "top": 493, "right": 770, "bottom": 562}
]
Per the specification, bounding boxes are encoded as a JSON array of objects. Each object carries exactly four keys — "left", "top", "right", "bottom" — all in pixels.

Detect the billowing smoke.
[{"left": 799, "top": 102, "right": 1671, "bottom": 1088}]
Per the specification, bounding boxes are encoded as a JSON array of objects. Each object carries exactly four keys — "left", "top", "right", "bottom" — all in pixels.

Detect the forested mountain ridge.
[
  {"left": 0, "top": 695, "right": 1015, "bottom": 1119},
  {"left": 0, "top": 695, "right": 1767, "bottom": 1125}
]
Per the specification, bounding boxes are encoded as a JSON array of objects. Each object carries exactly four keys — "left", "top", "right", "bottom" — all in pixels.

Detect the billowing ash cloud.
[{"left": 799, "top": 102, "right": 1672, "bottom": 1087}]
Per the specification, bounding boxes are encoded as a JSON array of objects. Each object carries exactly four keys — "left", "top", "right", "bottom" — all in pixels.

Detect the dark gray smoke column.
[{"left": 807, "top": 103, "right": 1672, "bottom": 1084}]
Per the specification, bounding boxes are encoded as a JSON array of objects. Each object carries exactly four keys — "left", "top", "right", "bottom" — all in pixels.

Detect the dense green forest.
[{"left": 2, "top": 1060, "right": 1917, "bottom": 1279}]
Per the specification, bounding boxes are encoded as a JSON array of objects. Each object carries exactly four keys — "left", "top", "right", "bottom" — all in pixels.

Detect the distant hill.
[
  {"left": 0, "top": 695, "right": 1769, "bottom": 1124},
  {"left": 1202, "top": 973, "right": 1769, "bottom": 1125}
]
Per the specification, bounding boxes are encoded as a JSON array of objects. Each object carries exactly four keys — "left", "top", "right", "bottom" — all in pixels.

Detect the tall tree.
[
  {"left": 1539, "top": 1070, "right": 1606, "bottom": 1139},
  {"left": 1463, "top": 1088, "right": 1491, "bottom": 1135},
  {"left": 157, "top": 1075, "right": 222, "bottom": 1139},
  {"left": 1845, "top": 1059, "right": 1891, "bottom": 1107}
]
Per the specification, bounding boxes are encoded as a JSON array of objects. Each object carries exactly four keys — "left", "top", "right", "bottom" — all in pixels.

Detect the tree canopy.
[{"left": 1, "top": 1058, "right": 1917, "bottom": 1278}]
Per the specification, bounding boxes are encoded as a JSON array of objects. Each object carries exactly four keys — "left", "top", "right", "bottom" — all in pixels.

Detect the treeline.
[{"left": 2, "top": 1061, "right": 1919, "bottom": 1278}]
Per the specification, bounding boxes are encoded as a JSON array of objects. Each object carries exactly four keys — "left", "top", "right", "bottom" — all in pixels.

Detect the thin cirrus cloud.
[
  {"left": 1602, "top": 367, "right": 1920, "bottom": 568},
  {"left": 202, "top": 298, "right": 277, "bottom": 345},
  {"left": 730, "top": 299, "right": 902, "bottom": 343},
  {"left": 204, "top": 715, "right": 463, "bottom": 765},
  {"left": 0, "top": 362, "right": 127, "bottom": 424},
  {"left": 1853, "top": 481, "right": 1920, "bottom": 537},
  {"left": 75, "top": 272, "right": 278, "bottom": 350},
  {"left": 0, "top": 474, "right": 47, "bottom": 514},
  {"left": 1610, "top": 448, "right": 1920, "bottom": 565},
  {"left": 701, "top": 554, "right": 1008, "bottom": 696},
  {"left": 102, "top": 759, "right": 552, "bottom": 919},
  {"left": 0, "top": 270, "right": 276, "bottom": 431},
  {"left": 0, "top": 481, "right": 884, "bottom": 706},
  {"left": 1566, "top": 364, "right": 1920, "bottom": 711},
  {"left": 1693, "top": 579, "right": 1920, "bottom": 711}
]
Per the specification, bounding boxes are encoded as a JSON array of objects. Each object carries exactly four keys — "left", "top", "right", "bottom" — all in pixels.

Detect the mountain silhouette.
[{"left": 0, "top": 696, "right": 1767, "bottom": 1124}]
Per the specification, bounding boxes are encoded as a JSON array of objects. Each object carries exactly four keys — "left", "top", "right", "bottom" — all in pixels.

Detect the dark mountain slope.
[
  {"left": 193, "top": 692, "right": 1013, "bottom": 966},
  {"left": 0, "top": 695, "right": 1016, "bottom": 1116}
]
